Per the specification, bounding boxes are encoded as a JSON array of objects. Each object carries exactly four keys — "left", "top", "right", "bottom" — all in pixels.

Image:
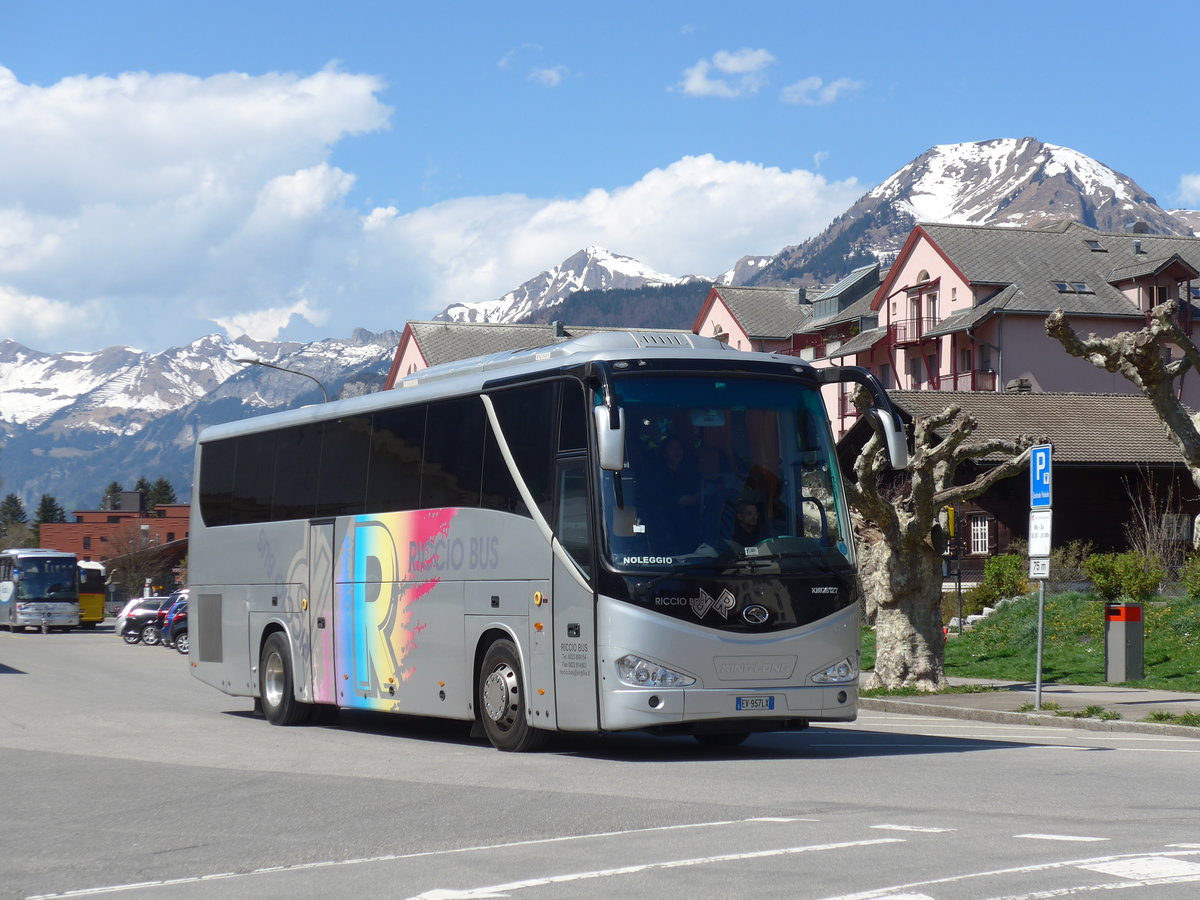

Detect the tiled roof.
[
  {"left": 885, "top": 390, "right": 1184, "bottom": 464},
  {"left": 917, "top": 221, "right": 1200, "bottom": 319},
  {"left": 407, "top": 321, "right": 689, "bottom": 368},
  {"left": 713, "top": 286, "right": 812, "bottom": 339},
  {"left": 826, "top": 326, "right": 887, "bottom": 358}
]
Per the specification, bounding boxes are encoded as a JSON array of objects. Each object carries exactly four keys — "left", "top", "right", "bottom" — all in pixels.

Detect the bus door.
[
  {"left": 308, "top": 519, "right": 337, "bottom": 704},
  {"left": 551, "top": 457, "right": 599, "bottom": 731}
]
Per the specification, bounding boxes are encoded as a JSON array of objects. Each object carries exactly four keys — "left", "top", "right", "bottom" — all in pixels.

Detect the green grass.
[{"left": 862, "top": 592, "right": 1200, "bottom": 692}]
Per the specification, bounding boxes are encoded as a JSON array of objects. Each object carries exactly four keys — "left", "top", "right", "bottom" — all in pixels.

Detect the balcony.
[
  {"left": 933, "top": 370, "right": 997, "bottom": 391},
  {"left": 888, "top": 317, "right": 938, "bottom": 345}
]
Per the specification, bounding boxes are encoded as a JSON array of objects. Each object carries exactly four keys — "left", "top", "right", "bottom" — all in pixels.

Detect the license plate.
[{"left": 736, "top": 695, "right": 774, "bottom": 711}]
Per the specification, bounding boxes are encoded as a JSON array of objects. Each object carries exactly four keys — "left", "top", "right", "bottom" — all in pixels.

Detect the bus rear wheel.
[
  {"left": 478, "top": 639, "right": 545, "bottom": 752},
  {"left": 259, "top": 632, "right": 311, "bottom": 726}
]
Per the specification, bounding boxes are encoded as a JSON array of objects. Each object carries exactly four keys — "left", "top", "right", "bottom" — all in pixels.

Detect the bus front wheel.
[
  {"left": 478, "top": 639, "right": 545, "bottom": 752},
  {"left": 259, "top": 632, "right": 311, "bottom": 726}
]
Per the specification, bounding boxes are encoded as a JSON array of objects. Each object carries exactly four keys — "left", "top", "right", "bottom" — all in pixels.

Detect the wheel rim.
[
  {"left": 481, "top": 662, "right": 519, "bottom": 730},
  {"left": 176, "top": 634, "right": 188, "bottom": 654},
  {"left": 263, "top": 649, "right": 286, "bottom": 709}
]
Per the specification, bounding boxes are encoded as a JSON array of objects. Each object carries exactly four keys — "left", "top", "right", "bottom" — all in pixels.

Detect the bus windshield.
[
  {"left": 15, "top": 558, "right": 79, "bottom": 601},
  {"left": 600, "top": 374, "right": 852, "bottom": 575}
]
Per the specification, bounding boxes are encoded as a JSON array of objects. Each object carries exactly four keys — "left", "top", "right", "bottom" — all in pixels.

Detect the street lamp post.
[{"left": 232, "top": 354, "right": 330, "bottom": 402}]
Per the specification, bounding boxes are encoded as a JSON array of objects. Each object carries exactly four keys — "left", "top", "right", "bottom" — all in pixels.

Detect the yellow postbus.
[{"left": 77, "top": 561, "right": 107, "bottom": 628}]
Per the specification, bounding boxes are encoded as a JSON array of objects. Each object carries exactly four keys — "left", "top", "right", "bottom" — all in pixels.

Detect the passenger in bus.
[{"left": 729, "top": 499, "right": 768, "bottom": 546}]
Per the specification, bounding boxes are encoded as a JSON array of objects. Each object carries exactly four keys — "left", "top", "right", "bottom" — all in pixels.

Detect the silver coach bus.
[
  {"left": 188, "top": 331, "right": 906, "bottom": 750},
  {"left": 0, "top": 548, "right": 81, "bottom": 632}
]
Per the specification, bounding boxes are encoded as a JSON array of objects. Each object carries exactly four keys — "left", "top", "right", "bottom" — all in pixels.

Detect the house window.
[
  {"left": 970, "top": 515, "right": 990, "bottom": 554},
  {"left": 1152, "top": 286, "right": 1171, "bottom": 304},
  {"left": 1085, "top": 239, "right": 1106, "bottom": 252},
  {"left": 907, "top": 356, "right": 923, "bottom": 386},
  {"left": 166, "top": 532, "right": 175, "bottom": 542},
  {"left": 926, "top": 292, "right": 938, "bottom": 320},
  {"left": 83, "top": 537, "right": 92, "bottom": 550},
  {"left": 878, "top": 363, "right": 892, "bottom": 389},
  {"left": 959, "top": 348, "right": 971, "bottom": 372}
]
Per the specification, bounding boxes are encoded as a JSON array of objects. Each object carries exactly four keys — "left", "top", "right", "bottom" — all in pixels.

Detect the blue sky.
[{"left": 2, "top": 0, "right": 1198, "bottom": 353}]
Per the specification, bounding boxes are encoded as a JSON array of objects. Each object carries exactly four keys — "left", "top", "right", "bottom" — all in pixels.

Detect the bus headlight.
[
  {"left": 616, "top": 655, "right": 696, "bottom": 688},
  {"left": 811, "top": 657, "right": 859, "bottom": 684}
]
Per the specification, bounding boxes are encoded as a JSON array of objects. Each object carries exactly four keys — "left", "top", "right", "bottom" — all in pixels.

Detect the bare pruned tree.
[
  {"left": 847, "top": 397, "right": 1039, "bottom": 690},
  {"left": 1047, "top": 301, "right": 1200, "bottom": 490}
]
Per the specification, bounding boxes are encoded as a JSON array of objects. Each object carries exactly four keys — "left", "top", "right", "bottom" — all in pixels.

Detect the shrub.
[
  {"left": 1181, "top": 555, "right": 1200, "bottom": 601},
  {"left": 982, "top": 554, "right": 1028, "bottom": 602},
  {"left": 1083, "top": 551, "right": 1165, "bottom": 604}
]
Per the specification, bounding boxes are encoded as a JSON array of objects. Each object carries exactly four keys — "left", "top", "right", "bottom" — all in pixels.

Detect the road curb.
[{"left": 859, "top": 697, "right": 1200, "bottom": 739}]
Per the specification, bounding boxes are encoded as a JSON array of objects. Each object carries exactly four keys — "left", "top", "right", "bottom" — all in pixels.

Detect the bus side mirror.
[
  {"left": 594, "top": 405, "right": 626, "bottom": 472},
  {"left": 865, "top": 407, "right": 909, "bottom": 470}
]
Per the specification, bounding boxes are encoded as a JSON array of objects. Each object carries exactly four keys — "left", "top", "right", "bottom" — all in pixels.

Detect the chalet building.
[
  {"left": 691, "top": 285, "right": 816, "bottom": 353},
  {"left": 385, "top": 320, "right": 690, "bottom": 387},
  {"left": 812, "top": 221, "right": 1200, "bottom": 436},
  {"left": 839, "top": 391, "right": 1198, "bottom": 580}
]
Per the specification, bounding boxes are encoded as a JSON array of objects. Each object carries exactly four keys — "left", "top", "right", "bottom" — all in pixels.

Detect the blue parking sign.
[{"left": 1030, "top": 444, "right": 1052, "bottom": 509}]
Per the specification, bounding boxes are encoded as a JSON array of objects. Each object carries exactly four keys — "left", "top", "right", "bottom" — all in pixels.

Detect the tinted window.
[
  {"left": 559, "top": 380, "right": 588, "bottom": 452},
  {"left": 271, "top": 422, "right": 322, "bottom": 521},
  {"left": 317, "top": 416, "right": 371, "bottom": 516},
  {"left": 366, "top": 406, "right": 424, "bottom": 513},
  {"left": 231, "top": 431, "right": 277, "bottom": 525},
  {"left": 199, "top": 438, "right": 236, "bottom": 527},
  {"left": 480, "top": 419, "right": 528, "bottom": 515},
  {"left": 422, "top": 398, "right": 484, "bottom": 508},
  {"left": 490, "top": 383, "right": 556, "bottom": 516}
]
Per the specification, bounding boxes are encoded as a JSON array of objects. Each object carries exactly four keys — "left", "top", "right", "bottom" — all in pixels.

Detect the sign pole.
[{"left": 1029, "top": 444, "right": 1053, "bottom": 711}]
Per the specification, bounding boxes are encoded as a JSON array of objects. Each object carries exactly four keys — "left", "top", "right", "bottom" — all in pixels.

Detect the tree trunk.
[{"left": 865, "top": 540, "right": 947, "bottom": 691}]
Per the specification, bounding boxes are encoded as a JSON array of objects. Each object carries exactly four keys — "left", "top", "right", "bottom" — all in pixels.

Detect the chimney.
[
  {"left": 1005, "top": 378, "right": 1032, "bottom": 394},
  {"left": 551, "top": 320, "right": 566, "bottom": 338},
  {"left": 1133, "top": 240, "right": 1143, "bottom": 255}
]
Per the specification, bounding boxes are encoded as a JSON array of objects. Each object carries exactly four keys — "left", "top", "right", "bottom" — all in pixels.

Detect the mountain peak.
[
  {"left": 434, "top": 245, "right": 705, "bottom": 324},
  {"left": 742, "top": 137, "right": 1193, "bottom": 288}
]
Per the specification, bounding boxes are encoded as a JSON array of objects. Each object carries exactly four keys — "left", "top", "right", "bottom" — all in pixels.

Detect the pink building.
[
  {"left": 691, "top": 285, "right": 815, "bottom": 354},
  {"left": 803, "top": 221, "right": 1200, "bottom": 436}
]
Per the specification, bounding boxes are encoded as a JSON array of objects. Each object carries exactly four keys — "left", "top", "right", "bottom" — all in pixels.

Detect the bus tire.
[
  {"left": 478, "top": 638, "right": 545, "bottom": 752},
  {"left": 259, "top": 632, "right": 311, "bottom": 726}
]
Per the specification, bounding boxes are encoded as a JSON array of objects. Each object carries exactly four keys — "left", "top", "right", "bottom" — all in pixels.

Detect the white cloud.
[
  {"left": 676, "top": 48, "right": 775, "bottom": 97},
  {"left": 781, "top": 76, "right": 864, "bottom": 106},
  {"left": 365, "top": 155, "right": 861, "bottom": 313},
  {"left": 529, "top": 66, "right": 569, "bottom": 87},
  {"left": 1179, "top": 174, "right": 1200, "bottom": 207},
  {"left": 0, "top": 65, "right": 389, "bottom": 349},
  {"left": 0, "top": 66, "right": 862, "bottom": 353},
  {"left": 212, "top": 298, "right": 329, "bottom": 342},
  {"left": 0, "top": 285, "right": 98, "bottom": 342}
]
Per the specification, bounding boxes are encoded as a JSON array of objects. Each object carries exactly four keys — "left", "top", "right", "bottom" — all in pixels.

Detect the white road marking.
[
  {"left": 871, "top": 824, "right": 956, "bottom": 833},
  {"left": 406, "top": 839, "right": 906, "bottom": 900},
  {"left": 1082, "top": 856, "right": 1200, "bottom": 879},
  {"left": 818, "top": 850, "right": 1200, "bottom": 900},
  {"left": 1015, "top": 834, "right": 1108, "bottom": 843},
  {"left": 23, "top": 817, "right": 824, "bottom": 899}
]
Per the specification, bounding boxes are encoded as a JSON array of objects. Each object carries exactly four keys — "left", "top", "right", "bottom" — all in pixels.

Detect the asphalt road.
[{"left": 3, "top": 627, "right": 1199, "bottom": 900}]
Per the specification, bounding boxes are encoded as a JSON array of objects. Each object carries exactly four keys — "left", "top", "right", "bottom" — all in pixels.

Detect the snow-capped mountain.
[
  {"left": 744, "top": 137, "right": 1196, "bottom": 287},
  {"left": 435, "top": 245, "right": 707, "bottom": 324},
  {"left": 0, "top": 329, "right": 399, "bottom": 510}
]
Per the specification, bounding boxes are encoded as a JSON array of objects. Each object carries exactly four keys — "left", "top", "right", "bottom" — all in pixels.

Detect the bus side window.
[
  {"left": 366, "top": 405, "right": 425, "bottom": 514},
  {"left": 489, "top": 383, "right": 556, "bottom": 518},
  {"left": 422, "top": 398, "right": 485, "bottom": 508},
  {"left": 556, "top": 458, "right": 592, "bottom": 577}
]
